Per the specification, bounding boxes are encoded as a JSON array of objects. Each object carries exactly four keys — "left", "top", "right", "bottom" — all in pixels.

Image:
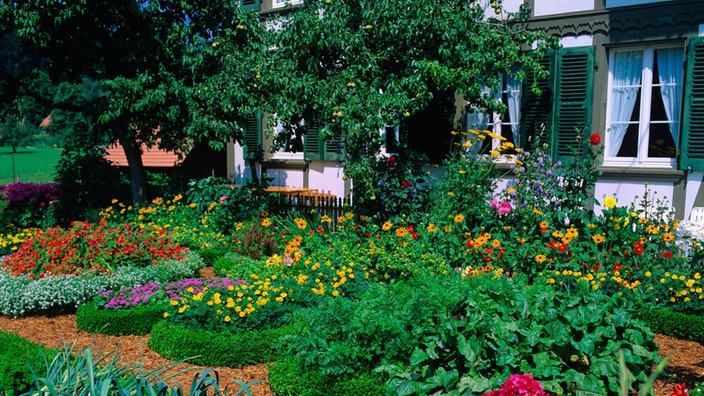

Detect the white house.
[{"left": 228, "top": 0, "right": 704, "bottom": 220}]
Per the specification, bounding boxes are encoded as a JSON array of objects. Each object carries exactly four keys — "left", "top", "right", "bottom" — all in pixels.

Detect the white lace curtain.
[
  {"left": 657, "top": 48, "right": 683, "bottom": 148},
  {"left": 609, "top": 51, "right": 643, "bottom": 157}
]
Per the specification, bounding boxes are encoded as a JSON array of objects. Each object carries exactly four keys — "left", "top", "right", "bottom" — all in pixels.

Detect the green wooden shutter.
[
  {"left": 520, "top": 50, "right": 555, "bottom": 147},
  {"left": 243, "top": 113, "right": 262, "bottom": 160},
  {"left": 240, "top": 0, "right": 261, "bottom": 12},
  {"left": 304, "top": 121, "right": 322, "bottom": 161},
  {"left": 324, "top": 133, "right": 345, "bottom": 161},
  {"left": 552, "top": 46, "right": 594, "bottom": 158},
  {"left": 680, "top": 37, "right": 704, "bottom": 171}
]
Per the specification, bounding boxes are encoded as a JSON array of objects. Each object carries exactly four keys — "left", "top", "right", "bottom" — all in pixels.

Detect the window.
[
  {"left": 605, "top": 46, "right": 683, "bottom": 167},
  {"left": 467, "top": 75, "right": 522, "bottom": 155},
  {"left": 273, "top": 0, "right": 303, "bottom": 8},
  {"left": 271, "top": 118, "right": 304, "bottom": 159}
]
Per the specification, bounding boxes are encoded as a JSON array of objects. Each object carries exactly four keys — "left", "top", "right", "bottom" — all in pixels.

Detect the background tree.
[
  {"left": 262, "top": 0, "right": 556, "bottom": 205},
  {"left": 5, "top": 0, "right": 267, "bottom": 203}
]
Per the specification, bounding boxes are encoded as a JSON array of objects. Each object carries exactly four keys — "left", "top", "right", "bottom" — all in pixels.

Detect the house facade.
[{"left": 228, "top": 0, "right": 704, "bottom": 219}]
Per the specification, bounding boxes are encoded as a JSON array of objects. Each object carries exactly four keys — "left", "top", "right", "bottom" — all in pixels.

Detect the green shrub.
[
  {"left": 0, "top": 330, "right": 57, "bottom": 395},
  {"left": 197, "top": 248, "right": 228, "bottom": 267},
  {"left": 638, "top": 308, "right": 704, "bottom": 343},
  {"left": 268, "top": 355, "right": 386, "bottom": 396},
  {"left": 213, "top": 251, "right": 272, "bottom": 278},
  {"left": 148, "top": 320, "right": 297, "bottom": 368},
  {"left": 381, "top": 275, "right": 660, "bottom": 395},
  {"left": 76, "top": 301, "right": 166, "bottom": 336}
]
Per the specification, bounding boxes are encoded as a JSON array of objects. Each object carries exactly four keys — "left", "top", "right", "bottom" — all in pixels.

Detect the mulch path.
[{"left": 0, "top": 266, "right": 702, "bottom": 395}]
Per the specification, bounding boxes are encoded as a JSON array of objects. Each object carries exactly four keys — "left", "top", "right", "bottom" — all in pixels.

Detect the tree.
[
  {"left": 5, "top": 1, "right": 267, "bottom": 203},
  {"left": 262, "top": 0, "right": 556, "bottom": 203}
]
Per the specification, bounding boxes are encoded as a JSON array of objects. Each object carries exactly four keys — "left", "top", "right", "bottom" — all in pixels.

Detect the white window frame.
[
  {"left": 273, "top": 0, "right": 303, "bottom": 8},
  {"left": 604, "top": 45, "right": 682, "bottom": 168},
  {"left": 271, "top": 117, "right": 304, "bottom": 160}
]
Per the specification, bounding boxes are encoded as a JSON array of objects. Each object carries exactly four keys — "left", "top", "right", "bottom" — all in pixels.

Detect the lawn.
[{"left": 0, "top": 146, "right": 62, "bottom": 185}]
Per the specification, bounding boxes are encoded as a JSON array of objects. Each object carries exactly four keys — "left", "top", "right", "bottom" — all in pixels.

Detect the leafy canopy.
[{"left": 263, "top": 0, "right": 556, "bottom": 195}]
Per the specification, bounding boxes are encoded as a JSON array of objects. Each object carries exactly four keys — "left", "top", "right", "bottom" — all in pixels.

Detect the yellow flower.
[
  {"left": 382, "top": 221, "right": 393, "bottom": 231},
  {"left": 591, "top": 234, "right": 605, "bottom": 244},
  {"left": 321, "top": 215, "right": 333, "bottom": 223},
  {"left": 489, "top": 150, "right": 500, "bottom": 158},
  {"left": 444, "top": 225, "right": 452, "bottom": 233},
  {"left": 448, "top": 191, "right": 455, "bottom": 197},
  {"left": 261, "top": 218, "right": 272, "bottom": 228},
  {"left": 295, "top": 218, "right": 308, "bottom": 230},
  {"left": 454, "top": 214, "right": 465, "bottom": 223},
  {"left": 603, "top": 196, "right": 617, "bottom": 209},
  {"left": 426, "top": 223, "right": 438, "bottom": 233},
  {"left": 535, "top": 254, "right": 546, "bottom": 264},
  {"left": 662, "top": 232, "right": 675, "bottom": 243},
  {"left": 224, "top": 315, "right": 231, "bottom": 322},
  {"left": 395, "top": 227, "right": 409, "bottom": 237}
]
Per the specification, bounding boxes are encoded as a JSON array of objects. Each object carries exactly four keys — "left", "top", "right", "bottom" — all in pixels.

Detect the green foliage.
[
  {"left": 149, "top": 320, "right": 296, "bottom": 368},
  {"left": 0, "top": 114, "right": 36, "bottom": 153},
  {"left": 24, "top": 340, "right": 262, "bottom": 395},
  {"left": 53, "top": 148, "right": 127, "bottom": 224},
  {"left": 380, "top": 275, "right": 660, "bottom": 395},
  {"left": 280, "top": 276, "right": 476, "bottom": 377},
  {"left": 185, "top": 177, "right": 276, "bottom": 234},
  {"left": 638, "top": 308, "right": 704, "bottom": 344},
  {"left": 0, "top": 330, "right": 56, "bottom": 395},
  {"left": 213, "top": 251, "right": 273, "bottom": 279},
  {"left": 355, "top": 150, "right": 430, "bottom": 224},
  {"left": 268, "top": 355, "right": 386, "bottom": 396},
  {"left": 197, "top": 247, "right": 229, "bottom": 267},
  {"left": 265, "top": 0, "right": 555, "bottom": 204},
  {"left": 76, "top": 301, "right": 166, "bottom": 336}
]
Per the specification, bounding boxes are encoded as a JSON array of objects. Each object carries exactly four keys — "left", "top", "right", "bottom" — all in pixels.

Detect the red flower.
[
  {"left": 388, "top": 156, "right": 396, "bottom": 165},
  {"left": 589, "top": 133, "right": 601, "bottom": 145},
  {"left": 662, "top": 251, "right": 674, "bottom": 259},
  {"left": 558, "top": 244, "right": 568, "bottom": 253},
  {"left": 634, "top": 241, "right": 644, "bottom": 255},
  {"left": 411, "top": 231, "right": 419, "bottom": 240},
  {"left": 613, "top": 262, "right": 622, "bottom": 272},
  {"left": 402, "top": 180, "right": 411, "bottom": 188},
  {"left": 671, "top": 383, "right": 688, "bottom": 396}
]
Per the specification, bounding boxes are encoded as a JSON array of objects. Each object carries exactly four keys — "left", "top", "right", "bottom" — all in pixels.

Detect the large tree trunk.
[{"left": 116, "top": 127, "right": 149, "bottom": 204}]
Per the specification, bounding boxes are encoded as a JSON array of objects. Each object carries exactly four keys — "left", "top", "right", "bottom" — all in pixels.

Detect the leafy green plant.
[
  {"left": 380, "top": 275, "right": 660, "bottom": 395},
  {"left": 0, "top": 330, "right": 57, "bottom": 395},
  {"left": 268, "top": 355, "right": 386, "bottom": 396},
  {"left": 26, "top": 340, "right": 263, "bottom": 395}
]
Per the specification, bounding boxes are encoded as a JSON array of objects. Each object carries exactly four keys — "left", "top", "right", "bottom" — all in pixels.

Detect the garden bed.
[
  {"left": 0, "top": 312, "right": 702, "bottom": 395},
  {"left": 0, "top": 313, "right": 272, "bottom": 395}
]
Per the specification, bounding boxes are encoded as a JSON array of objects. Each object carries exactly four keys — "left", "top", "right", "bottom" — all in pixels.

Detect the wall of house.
[{"left": 533, "top": 0, "right": 594, "bottom": 16}]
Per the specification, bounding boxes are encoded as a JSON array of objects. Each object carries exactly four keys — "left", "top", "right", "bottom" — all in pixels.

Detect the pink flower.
[
  {"left": 219, "top": 195, "right": 228, "bottom": 202},
  {"left": 490, "top": 197, "right": 500, "bottom": 210},
  {"left": 498, "top": 201, "right": 512, "bottom": 216},
  {"left": 483, "top": 374, "right": 546, "bottom": 396}
]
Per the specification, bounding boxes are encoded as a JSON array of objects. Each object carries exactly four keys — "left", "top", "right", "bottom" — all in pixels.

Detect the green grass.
[{"left": 0, "top": 146, "right": 62, "bottom": 185}]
